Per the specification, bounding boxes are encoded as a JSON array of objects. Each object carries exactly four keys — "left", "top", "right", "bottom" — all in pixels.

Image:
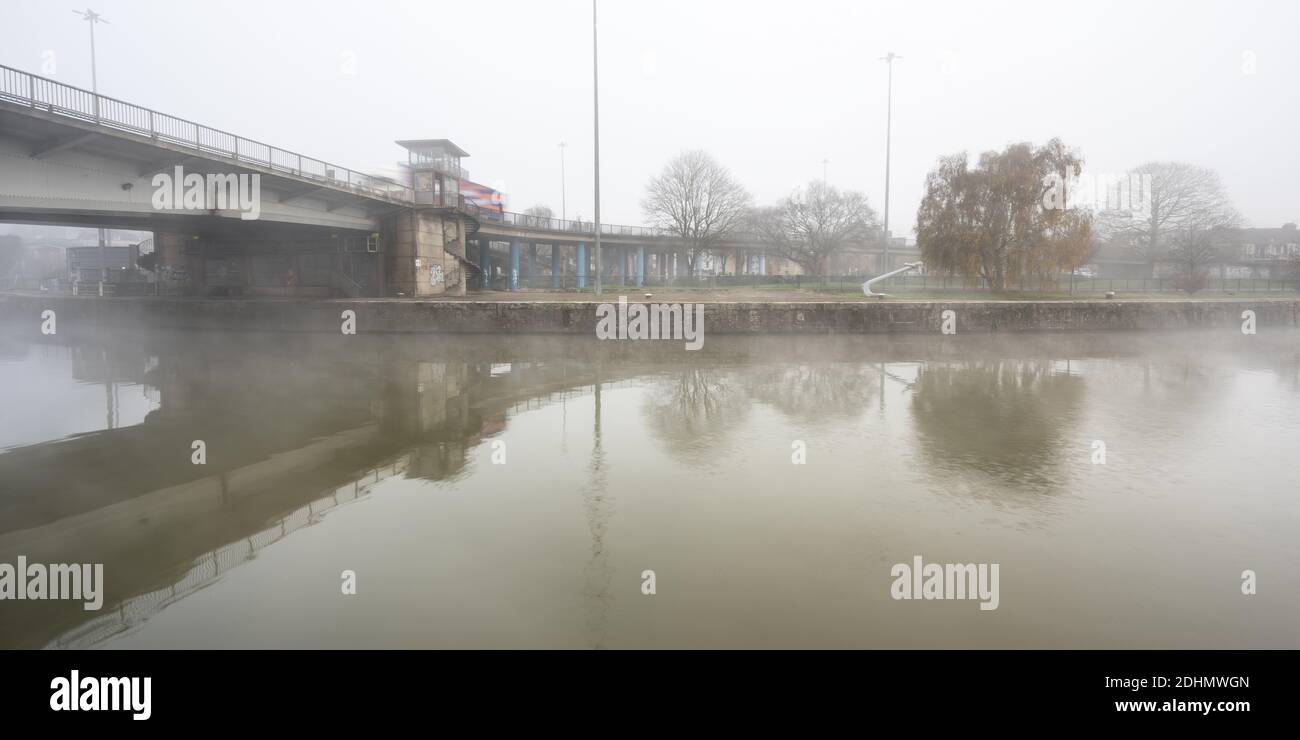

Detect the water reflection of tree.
[
  {"left": 910, "top": 360, "right": 1085, "bottom": 499},
  {"left": 746, "top": 364, "right": 879, "bottom": 421},
  {"left": 641, "top": 367, "right": 750, "bottom": 465}
]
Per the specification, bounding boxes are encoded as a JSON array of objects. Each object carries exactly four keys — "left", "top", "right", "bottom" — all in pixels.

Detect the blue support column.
[
  {"left": 509, "top": 240, "right": 520, "bottom": 291},
  {"left": 636, "top": 245, "right": 645, "bottom": 287},
  {"left": 618, "top": 246, "right": 626, "bottom": 287},
  {"left": 577, "top": 242, "right": 587, "bottom": 289},
  {"left": 479, "top": 238, "right": 491, "bottom": 290},
  {"left": 527, "top": 242, "right": 537, "bottom": 290},
  {"left": 551, "top": 243, "right": 562, "bottom": 289}
]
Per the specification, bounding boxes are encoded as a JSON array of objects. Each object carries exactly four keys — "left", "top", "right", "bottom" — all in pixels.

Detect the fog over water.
[
  {"left": 3, "top": 0, "right": 1298, "bottom": 230},
  {"left": 1, "top": 328, "right": 1296, "bottom": 648}
]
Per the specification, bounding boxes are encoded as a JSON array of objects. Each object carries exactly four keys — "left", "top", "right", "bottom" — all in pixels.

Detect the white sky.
[{"left": 3, "top": 0, "right": 1298, "bottom": 233}]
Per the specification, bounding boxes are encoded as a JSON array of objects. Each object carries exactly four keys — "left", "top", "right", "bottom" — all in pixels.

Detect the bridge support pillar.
[
  {"left": 577, "top": 242, "right": 587, "bottom": 289},
  {"left": 479, "top": 238, "right": 491, "bottom": 290},
  {"left": 551, "top": 244, "right": 562, "bottom": 289},
  {"left": 380, "top": 211, "right": 466, "bottom": 297},
  {"left": 509, "top": 240, "right": 520, "bottom": 291},
  {"left": 527, "top": 242, "right": 537, "bottom": 290},
  {"left": 617, "top": 247, "right": 626, "bottom": 287},
  {"left": 153, "top": 231, "right": 205, "bottom": 296},
  {"left": 636, "top": 245, "right": 645, "bottom": 288}
]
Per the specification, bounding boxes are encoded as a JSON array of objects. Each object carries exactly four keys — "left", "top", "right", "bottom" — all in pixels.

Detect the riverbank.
[
  {"left": 3, "top": 293, "right": 1297, "bottom": 334},
  {"left": 457, "top": 287, "right": 1300, "bottom": 303}
]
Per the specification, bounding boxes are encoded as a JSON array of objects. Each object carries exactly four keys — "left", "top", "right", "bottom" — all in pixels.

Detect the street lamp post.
[
  {"left": 559, "top": 141, "right": 568, "bottom": 222},
  {"left": 879, "top": 52, "right": 900, "bottom": 273},
  {"left": 591, "top": 0, "right": 602, "bottom": 296},
  {"left": 75, "top": 8, "right": 110, "bottom": 288}
]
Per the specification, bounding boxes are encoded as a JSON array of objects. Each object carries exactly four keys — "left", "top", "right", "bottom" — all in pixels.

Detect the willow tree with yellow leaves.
[{"left": 915, "top": 139, "right": 1093, "bottom": 291}]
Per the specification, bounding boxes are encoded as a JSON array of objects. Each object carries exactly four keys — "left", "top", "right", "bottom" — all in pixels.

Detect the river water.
[{"left": 1, "top": 328, "right": 1297, "bottom": 648}]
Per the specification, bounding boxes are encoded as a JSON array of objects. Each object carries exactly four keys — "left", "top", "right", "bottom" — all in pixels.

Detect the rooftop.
[{"left": 395, "top": 139, "right": 471, "bottom": 158}]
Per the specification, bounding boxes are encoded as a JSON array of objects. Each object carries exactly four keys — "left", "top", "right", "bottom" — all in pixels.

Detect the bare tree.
[
  {"left": 523, "top": 204, "right": 555, "bottom": 228},
  {"left": 1168, "top": 228, "right": 1227, "bottom": 293},
  {"left": 642, "top": 151, "right": 751, "bottom": 276},
  {"left": 1286, "top": 251, "right": 1300, "bottom": 294},
  {"left": 751, "top": 181, "right": 879, "bottom": 275},
  {"left": 1097, "top": 162, "right": 1242, "bottom": 277}
]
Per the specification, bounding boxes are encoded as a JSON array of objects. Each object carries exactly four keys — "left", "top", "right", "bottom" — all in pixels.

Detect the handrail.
[
  {"left": 863, "top": 261, "right": 923, "bottom": 297},
  {"left": 0, "top": 63, "right": 916, "bottom": 243},
  {"left": 0, "top": 63, "right": 413, "bottom": 203},
  {"left": 462, "top": 202, "right": 675, "bottom": 239},
  {"left": 0, "top": 63, "right": 693, "bottom": 235}
]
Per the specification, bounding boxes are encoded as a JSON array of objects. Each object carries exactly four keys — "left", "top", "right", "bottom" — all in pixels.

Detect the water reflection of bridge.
[
  {"left": 47, "top": 453, "right": 403, "bottom": 648},
  {"left": 0, "top": 333, "right": 644, "bottom": 649},
  {"left": 6, "top": 330, "right": 1288, "bottom": 648}
]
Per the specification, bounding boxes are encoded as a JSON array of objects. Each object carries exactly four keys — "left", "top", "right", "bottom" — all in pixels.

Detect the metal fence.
[
  {"left": 464, "top": 204, "right": 675, "bottom": 239},
  {"left": 0, "top": 62, "right": 690, "bottom": 237},
  {"left": 0, "top": 63, "right": 413, "bottom": 202},
  {"left": 868, "top": 274, "right": 1300, "bottom": 294},
  {"left": 472, "top": 271, "right": 1300, "bottom": 294}
]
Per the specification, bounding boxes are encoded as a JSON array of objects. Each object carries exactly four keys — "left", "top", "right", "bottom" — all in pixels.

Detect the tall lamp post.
[
  {"left": 559, "top": 141, "right": 568, "bottom": 222},
  {"left": 879, "top": 52, "right": 900, "bottom": 273},
  {"left": 592, "top": 0, "right": 602, "bottom": 295},
  {"left": 75, "top": 8, "right": 110, "bottom": 288}
]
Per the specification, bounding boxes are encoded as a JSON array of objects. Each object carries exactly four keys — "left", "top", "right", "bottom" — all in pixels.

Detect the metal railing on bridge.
[
  {"left": 0, "top": 63, "right": 413, "bottom": 202},
  {"left": 0, "top": 63, "right": 739, "bottom": 240},
  {"left": 463, "top": 203, "right": 676, "bottom": 239}
]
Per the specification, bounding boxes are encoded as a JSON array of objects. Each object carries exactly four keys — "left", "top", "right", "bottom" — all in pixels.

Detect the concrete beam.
[
  {"left": 137, "top": 155, "right": 199, "bottom": 178},
  {"left": 324, "top": 196, "right": 363, "bottom": 213},
  {"left": 279, "top": 185, "right": 332, "bottom": 205},
  {"left": 30, "top": 131, "right": 99, "bottom": 159}
]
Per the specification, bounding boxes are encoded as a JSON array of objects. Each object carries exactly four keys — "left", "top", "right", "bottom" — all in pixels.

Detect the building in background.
[
  {"left": 66, "top": 243, "right": 141, "bottom": 283},
  {"left": 1093, "top": 223, "right": 1300, "bottom": 280}
]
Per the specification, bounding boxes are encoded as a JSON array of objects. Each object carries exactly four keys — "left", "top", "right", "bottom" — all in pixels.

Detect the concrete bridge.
[{"left": 0, "top": 63, "right": 912, "bottom": 298}]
